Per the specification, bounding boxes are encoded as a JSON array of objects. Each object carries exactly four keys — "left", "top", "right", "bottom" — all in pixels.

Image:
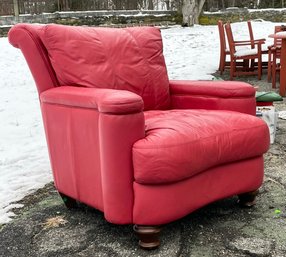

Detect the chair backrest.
[
  {"left": 218, "top": 20, "right": 227, "bottom": 53},
  {"left": 9, "top": 24, "right": 171, "bottom": 111},
  {"left": 224, "top": 23, "right": 236, "bottom": 55},
  {"left": 8, "top": 24, "right": 59, "bottom": 94},
  {"left": 247, "top": 20, "right": 255, "bottom": 49}
]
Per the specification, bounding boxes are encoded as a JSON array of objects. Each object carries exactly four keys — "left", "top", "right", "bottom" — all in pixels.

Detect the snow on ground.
[
  {"left": 0, "top": 37, "right": 52, "bottom": 224},
  {"left": 0, "top": 20, "right": 281, "bottom": 224},
  {"left": 162, "top": 24, "right": 219, "bottom": 80}
]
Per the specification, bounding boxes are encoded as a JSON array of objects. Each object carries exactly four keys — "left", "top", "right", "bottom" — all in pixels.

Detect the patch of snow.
[
  {"left": 154, "top": 14, "right": 170, "bottom": 17},
  {"left": 235, "top": 48, "right": 258, "bottom": 57},
  {"left": 205, "top": 8, "right": 286, "bottom": 14},
  {"left": 276, "top": 31, "right": 286, "bottom": 36},
  {"left": 162, "top": 25, "right": 219, "bottom": 80},
  {"left": 248, "top": 8, "right": 286, "bottom": 12},
  {"left": 119, "top": 13, "right": 148, "bottom": 17},
  {"left": 0, "top": 37, "right": 52, "bottom": 223},
  {"left": 204, "top": 11, "right": 223, "bottom": 14}
]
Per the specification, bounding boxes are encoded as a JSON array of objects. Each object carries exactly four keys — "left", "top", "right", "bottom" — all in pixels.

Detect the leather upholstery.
[
  {"left": 9, "top": 24, "right": 270, "bottom": 226},
  {"left": 133, "top": 109, "right": 269, "bottom": 184},
  {"left": 39, "top": 24, "right": 170, "bottom": 111},
  {"left": 133, "top": 156, "right": 264, "bottom": 225},
  {"left": 41, "top": 86, "right": 144, "bottom": 114},
  {"left": 170, "top": 80, "right": 257, "bottom": 115}
]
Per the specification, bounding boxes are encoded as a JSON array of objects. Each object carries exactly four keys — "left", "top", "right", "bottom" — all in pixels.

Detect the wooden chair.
[
  {"left": 218, "top": 20, "right": 266, "bottom": 75},
  {"left": 247, "top": 20, "right": 268, "bottom": 69},
  {"left": 267, "top": 25, "right": 286, "bottom": 88},
  {"left": 225, "top": 22, "right": 264, "bottom": 80},
  {"left": 218, "top": 20, "right": 230, "bottom": 74}
]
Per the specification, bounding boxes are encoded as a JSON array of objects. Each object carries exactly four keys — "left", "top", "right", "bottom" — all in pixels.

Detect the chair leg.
[
  {"left": 219, "top": 52, "right": 227, "bottom": 75},
  {"left": 219, "top": 53, "right": 223, "bottom": 74},
  {"left": 220, "top": 53, "right": 226, "bottom": 75},
  {"left": 267, "top": 51, "right": 272, "bottom": 82},
  {"left": 230, "top": 59, "right": 235, "bottom": 80},
  {"left": 258, "top": 56, "right": 262, "bottom": 80},
  {"left": 133, "top": 225, "right": 161, "bottom": 249},
  {"left": 243, "top": 59, "right": 249, "bottom": 71},
  {"left": 250, "top": 59, "right": 255, "bottom": 70},
  {"left": 272, "top": 55, "right": 277, "bottom": 88},
  {"left": 59, "top": 192, "right": 78, "bottom": 209},
  {"left": 237, "top": 190, "right": 259, "bottom": 208}
]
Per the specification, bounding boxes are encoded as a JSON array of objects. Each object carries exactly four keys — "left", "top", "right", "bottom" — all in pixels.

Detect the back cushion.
[{"left": 39, "top": 24, "right": 170, "bottom": 110}]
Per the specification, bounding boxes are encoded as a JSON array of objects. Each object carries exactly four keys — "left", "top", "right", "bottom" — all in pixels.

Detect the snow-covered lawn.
[
  {"left": 0, "top": 37, "right": 52, "bottom": 224},
  {"left": 0, "top": 20, "right": 281, "bottom": 224}
]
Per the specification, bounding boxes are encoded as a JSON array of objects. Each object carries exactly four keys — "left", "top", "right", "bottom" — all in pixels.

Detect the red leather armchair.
[{"left": 8, "top": 24, "right": 270, "bottom": 249}]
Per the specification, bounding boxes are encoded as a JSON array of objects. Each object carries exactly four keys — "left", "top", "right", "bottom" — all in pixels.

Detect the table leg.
[{"left": 280, "top": 39, "right": 286, "bottom": 97}]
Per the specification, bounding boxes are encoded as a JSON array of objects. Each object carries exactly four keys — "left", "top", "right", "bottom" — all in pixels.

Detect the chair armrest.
[
  {"left": 232, "top": 41, "right": 263, "bottom": 47},
  {"left": 269, "top": 45, "right": 281, "bottom": 51},
  {"left": 234, "top": 39, "right": 265, "bottom": 44},
  {"left": 40, "top": 86, "right": 145, "bottom": 224},
  {"left": 40, "top": 86, "right": 144, "bottom": 114},
  {"left": 169, "top": 80, "right": 256, "bottom": 115}
]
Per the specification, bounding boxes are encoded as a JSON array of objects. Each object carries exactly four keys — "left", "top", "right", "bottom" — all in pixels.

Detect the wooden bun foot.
[
  {"left": 133, "top": 225, "right": 161, "bottom": 250},
  {"left": 59, "top": 193, "right": 78, "bottom": 209},
  {"left": 238, "top": 190, "right": 259, "bottom": 208}
]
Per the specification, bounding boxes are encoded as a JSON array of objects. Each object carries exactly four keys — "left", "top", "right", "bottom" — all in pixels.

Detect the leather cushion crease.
[{"left": 133, "top": 109, "right": 269, "bottom": 184}]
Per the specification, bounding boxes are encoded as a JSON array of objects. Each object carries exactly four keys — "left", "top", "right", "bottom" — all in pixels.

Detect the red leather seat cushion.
[
  {"left": 39, "top": 25, "right": 170, "bottom": 110},
  {"left": 133, "top": 110, "right": 269, "bottom": 184}
]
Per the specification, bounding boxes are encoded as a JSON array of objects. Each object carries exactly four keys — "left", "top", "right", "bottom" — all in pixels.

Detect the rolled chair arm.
[
  {"left": 40, "top": 86, "right": 144, "bottom": 114},
  {"left": 169, "top": 80, "right": 256, "bottom": 115}
]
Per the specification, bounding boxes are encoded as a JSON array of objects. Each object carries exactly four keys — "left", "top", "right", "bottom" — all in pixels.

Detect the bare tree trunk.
[
  {"left": 196, "top": 0, "right": 205, "bottom": 23},
  {"left": 182, "top": 0, "right": 205, "bottom": 26},
  {"left": 194, "top": 2, "right": 199, "bottom": 24},
  {"left": 59, "top": 0, "right": 70, "bottom": 11},
  {"left": 182, "top": 0, "right": 193, "bottom": 26},
  {"left": 221, "top": 0, "right": 225, "bottom": 9},
  {"left": 206, "top": 0, "right": 214, "bottom": 11},
  {"left": 165, "top": 0, "right": 170, "bottom": 10},
  {"left": 13, "top": 0, "right": 19, "bottom": 17}
]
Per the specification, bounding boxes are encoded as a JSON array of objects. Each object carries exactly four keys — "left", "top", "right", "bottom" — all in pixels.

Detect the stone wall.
[
  {"left": 200, "top": 8, "right": 286, "bottom": 25},
  {"left": 0, "top": 10, "right": 179, "bottom": 37},
  {"left": 2, "top": 8, "right": 286, "bottom": 37},
  {"left": 0, "top": 26, "right": 10, "bottom": 37}
]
